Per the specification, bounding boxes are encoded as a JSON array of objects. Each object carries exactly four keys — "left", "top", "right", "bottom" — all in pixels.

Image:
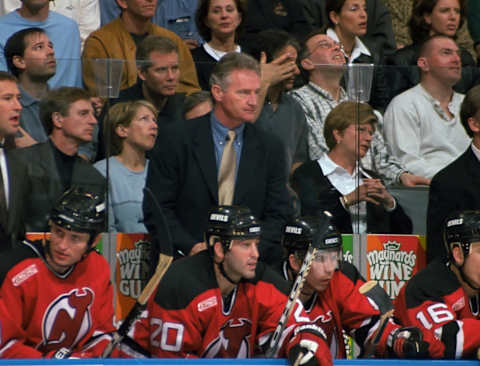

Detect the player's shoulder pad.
[
  {"left": 154, "top": 251, "right": 218, "bottom": 310},
  {"left": 404, "top": 260, "right": 459, "bottom": 309},
  {"left": 338, "top": 262, "right": 365, "bottom": 284},
  {"left": 0, "top": 240, "right": 40, "bottom": 287},
  {"left": 246, "top": 261, "right": 291, "bottom": 296}
]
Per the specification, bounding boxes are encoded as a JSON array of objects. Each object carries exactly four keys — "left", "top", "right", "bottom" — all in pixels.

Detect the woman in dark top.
[
  {"left": 292, "top": 101, "right": 412, "bottom": 234},
  {"left": 387, "top": 0, "right": 478, "bottom": 101},
  {"left": 192, "top": 0, "right": 246, "bottom": 90},
  {"left": 325, "top": 0, "right": 388, "bottom": 110}
]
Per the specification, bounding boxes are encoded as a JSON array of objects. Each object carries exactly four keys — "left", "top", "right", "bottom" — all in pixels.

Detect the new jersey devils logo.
[
  {"left": 203, "top": 318, "right": 252, "bottom": 358},
  {"left": 41, "top": 288, "right": 94, "bottom": 352}
]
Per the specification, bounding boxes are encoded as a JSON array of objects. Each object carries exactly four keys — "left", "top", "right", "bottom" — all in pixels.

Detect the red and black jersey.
[
  {"left": 282, "top": 261, "right": 401, "bottom": 358},
  {"left": 0, "top": 240, "right": 116, "bottom": 358},
  {"left": 394, "top": 260, "right": 478, "bottom": 359},
  {"left": 129, "top": 251, "right": 331, "bottom": 361}
]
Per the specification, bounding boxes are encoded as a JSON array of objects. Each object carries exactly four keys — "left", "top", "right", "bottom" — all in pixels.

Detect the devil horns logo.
[
  {"left": 41, "top": 288, "right": 94, "bottom": 353},
  {"left": 203, "top": 318, "right": 252, "bottom": 358}
]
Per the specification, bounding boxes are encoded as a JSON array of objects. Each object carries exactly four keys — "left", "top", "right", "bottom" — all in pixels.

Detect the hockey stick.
[
  {"left": 359, "top": 280, "right": 394, "bottom": 358},
  {"left": 264, "top": 246, "right": 318, "bottom": 358},
  {"left": 100, "top": 187, "right": 174, "bottom": 358}
]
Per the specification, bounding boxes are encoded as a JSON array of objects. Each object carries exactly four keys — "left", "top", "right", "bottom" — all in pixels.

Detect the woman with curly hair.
[{"left": 387, "top": 0, "right": 478, "bottom": 101}]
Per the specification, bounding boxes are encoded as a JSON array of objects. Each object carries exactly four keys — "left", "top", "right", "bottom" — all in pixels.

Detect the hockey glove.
[
  {"left": 387, "top": 326, "right": 430, "bottom": 358},
  {"left": 288, "top": 324, "right": 330, "bottom": 366}
]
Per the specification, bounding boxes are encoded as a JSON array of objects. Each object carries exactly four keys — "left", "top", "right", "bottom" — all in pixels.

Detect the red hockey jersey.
[
  {"left": 394, "top": 260, "right": 476, "bottom": 358},
  {"left": 283, "top": 261, "right": 401, "bottom": 358},
  {"left": 0, "top": 240, "right": 116, "bottom": 358},
  {"left": 130, "top": 251, "right": 331, "bottom": 361}
]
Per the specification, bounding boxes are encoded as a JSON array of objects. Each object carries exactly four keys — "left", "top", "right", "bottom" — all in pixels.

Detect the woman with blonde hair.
[{"left": 94, "top": 100, "right": 158, "bottom": 233}]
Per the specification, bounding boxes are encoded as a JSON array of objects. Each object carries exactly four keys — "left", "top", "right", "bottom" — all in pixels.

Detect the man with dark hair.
[
  {"left": 144, "top": 52, "right": 291, "bottom": 265},
  {"left": 13, "top": 87, "right": 105, "bottom": 232},
  {"left": 427, "top": 84, "right": 480, "bottom": 262},
  {"left": 0, "top": 187, "right": 117, "bottom": 358},
  {"left": 82, "top": 0, "right": 199, "bottom": 96},
  {"left": 4, "top": 27, "right": 56, "bottom": 148},
  {"left": 0, "top": 71, "right": 27, "bottom": 250},
  {"left": 0, "top": 0, "right": 82, "bottom": 88}
]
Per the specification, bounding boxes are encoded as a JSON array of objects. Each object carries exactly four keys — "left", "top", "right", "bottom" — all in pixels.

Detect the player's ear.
[
  {"left": 288, "top": 253, "right": 301, "bottom": 272},
  {"left": 451, "top": 244, "right": 465, "bottom": 266},
  {"left": 213, "top": 241, "right": 225, "bottom": 261},
  {"left": 89, "top": 233, "right": 102, "bottom": 249}
]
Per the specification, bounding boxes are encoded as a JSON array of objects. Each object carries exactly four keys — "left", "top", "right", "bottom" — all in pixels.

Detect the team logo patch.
[
  {"left": 203, "top": 318, "right": 252, "bottom": 358},
  {"left": 41, "top": 288, "right": 94, "bottom": 353},
  {"left": 198, "top": 296, "right": 218, "bottom": 312},
  {"left": 12, "top": 264, "right": 38, "bottom": 287}
]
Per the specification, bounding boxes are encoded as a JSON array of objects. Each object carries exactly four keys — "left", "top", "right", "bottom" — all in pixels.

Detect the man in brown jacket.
[{"left": 82, "top": 0, "right": 199, "bottom": 96}]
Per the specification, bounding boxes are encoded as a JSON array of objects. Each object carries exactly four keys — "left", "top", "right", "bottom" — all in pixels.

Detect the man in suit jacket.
[
  {"left": 13, "top": 87, "right": 105, "bottom": 232},
  {"left": 0, "top": 72, "right": 27, "bottom": 249},
  {"left": 427, "top": 85, "right": 480, "bottom": 263},
  {"left": 144, "top": 53, "right": 291, "bottom": 265}
]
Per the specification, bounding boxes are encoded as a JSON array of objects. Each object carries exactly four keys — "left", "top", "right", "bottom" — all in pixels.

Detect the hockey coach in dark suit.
[
  {"left": 144, "top": 52, "right": 292, "bottom": 265},
  {"left": 427, "top": 85, "right": 480, "bottom": 263}
]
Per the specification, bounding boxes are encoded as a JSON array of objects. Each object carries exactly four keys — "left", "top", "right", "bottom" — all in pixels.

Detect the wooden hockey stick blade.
[
  {"left": 101, "top": 253, "right": 173, "bottom": 358},
  {"left": 265, "top": 246, "right": 317, "bottom": 358}
]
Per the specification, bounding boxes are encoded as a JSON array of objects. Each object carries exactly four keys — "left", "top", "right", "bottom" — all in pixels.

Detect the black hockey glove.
[
  {"left": 288, "top": 324, "right": 328, "bottom": 366},
  {"left": 387, "top": 327, "right": 430, "bottom": 358}
]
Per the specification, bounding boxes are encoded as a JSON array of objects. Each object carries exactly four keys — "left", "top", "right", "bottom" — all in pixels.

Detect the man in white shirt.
[{"left": 384, "top": 35, "right": 470, "bottom": 179}]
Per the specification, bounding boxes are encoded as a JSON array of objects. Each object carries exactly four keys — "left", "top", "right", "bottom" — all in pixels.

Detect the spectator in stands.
[
  {"left": 4, "top": 28, "right": 55, "bottom": 149},
  {"left": 291, "top": 30, "right": 429, "bottom": 187},
  {"left": 239, "top": 0, "right": 311, "bottom": 49},
  {"left": 94, "top": 100, "right": 157, "bottom": 233},
  {"left": 0, "top": 72, "right": 27, "bottom": 250},
  {"left": 301, "top": 0, "right": 397, "bottom": 56},
  {"left": 82, "top": 0, "right": 199, "bottom": 96},
  {"left": 97, "top": 35, "right": 185, "bottom": 160},
  {"left": 184, "top": 90, "right": 213, "bottom": 119},
  {"left": 426, "top": 85, "right": 480, "bottom": 262},
  {"left": 0, "top": 0, "right": 82, "bottom": 88},
  {"left": 395, "top": 210, "right": 480, "bottom": 359},
  {"left": 467, "top": 0, "right": 480, "bottom": 63},
  {"left": 192, "top": 0, "right": 246, "bottom": 90},
  {"left": 143, "top": 52, "right": 291, "bottom": 265},
  {"left": 384, "top": 35, "right": 470, "bottom": 179},
  {"left": 386, "top": 0, "right": 478, "bottom": 101},
  {"left": 99, "top": 0, "right": 203, "bottom": 49},
  {"left": 323, "top": 0, "right": 388, "bottom": 110},
  {"left": 1, "top": 0, "right": 100, "bottom": 50},
  {"left": 249, "top": 29, "right": 308, "bottom": 176},
  {"left": 292, "top": 101, "right": 412, "bottom": 234},
  {"left": 12, "top": 87, "right": 105, "bottom": 232}
]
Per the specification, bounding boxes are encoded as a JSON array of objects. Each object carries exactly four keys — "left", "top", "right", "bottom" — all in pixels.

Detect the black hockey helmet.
[
  {"left": 444, "top": 210, "right": 480, "bottom": 260},
  {"left": 282, "top": 212, "right": 342, "bottom": 255},
  {"left": 205, "top": 205, "right": 261, "bottom": 252},
  {"left": 50, "top": 187, "right": 105, "bottom": 239}
]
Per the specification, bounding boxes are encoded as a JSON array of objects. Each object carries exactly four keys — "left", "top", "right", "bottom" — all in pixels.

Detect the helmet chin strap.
[
  {"left": 218, "top": 260, "right": 240, "bottom": 285},
  {"left": 458, "top": 263, "right": 480, "bottom": 292}
]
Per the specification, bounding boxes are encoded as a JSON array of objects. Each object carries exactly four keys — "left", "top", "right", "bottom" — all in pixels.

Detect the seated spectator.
[
  {"left": 386, "top": 0, "right": 478, "bottom": 101},
  {"left": 82, "top": 0, "right": 199, "bottom": 96},
  {"left": 143, "top": 52, "right": 291, "bottom": 265},
  {"left": 292, "top": 101, "right": 412, "bottom": 234},
  {"left": 395, "top": 210, "right": 480, "bottom": 359},
  {"left": 291, "top": 30, "right": 428, "bottom": 187},
  {"left": 184, "top": 90, "right": 213, "bottom": 119},
  {"left": 12, "top": 87, "right": 105, "bottom": 232},
  {"left": 384, "top": 35, "right": 470, "bottom": 179},
  {"left": 97, "top": 35, "right": 185, "bottom": 160},
  {"left": 99, "top": 0, "right": 203, "bottom": 49},
  {"left": 239, "top": 0, "right": 311, "bottom": 48},
  {"left": 324, "top": 0, "right": 388, "bottom": 110},
  {"left": 94, "top": 101, "right": 157, "bottom": 233},
  {"left": 426, "top": 85, "right": 480, "bottom": 262},
  {"left": 467, "top": 0, "right": 480, "bottom": 62},
  {"left": 301, "top": 0, "right": 397, "bottom": 56},
  {"left": 2, "top": 0, "right": 100, "bottom": 50},
  {"left": 4, "top": 28, "right": 55, "bottom": 148},
  {"left": 0, "top": 0, "right": 82, "bottom": 88},
  {"left": 192, "top": 0, "right": 245, "bottom": 90},
  {"left": 249, "top": 29, "right": 308, "bottom": 175}
]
